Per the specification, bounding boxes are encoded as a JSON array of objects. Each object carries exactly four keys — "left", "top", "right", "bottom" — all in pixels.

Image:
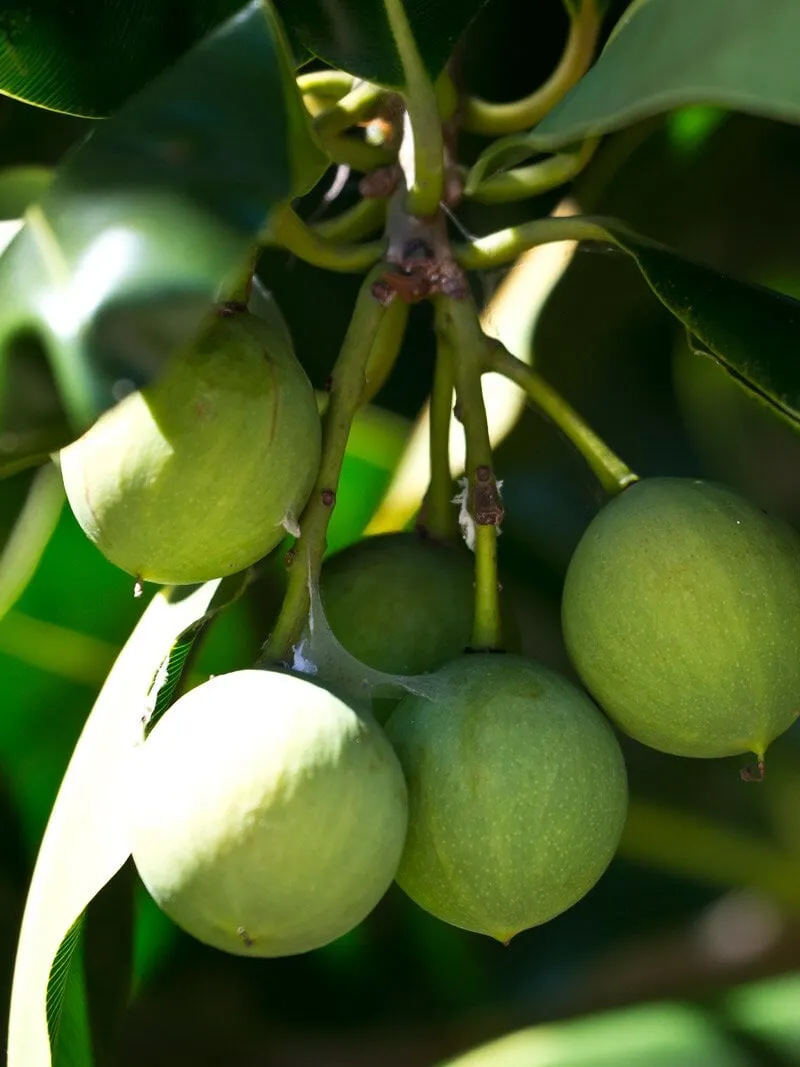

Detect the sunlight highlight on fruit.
[
  {"left": 60, "top": 306, "right": 321, "bottom": 585},
  {"left": 130, "top": 669, "right": 408, "bottom": 957}
]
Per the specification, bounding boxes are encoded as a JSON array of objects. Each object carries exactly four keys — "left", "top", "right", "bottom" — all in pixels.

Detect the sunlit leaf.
[
  {"left": 530, "top": 0, "right": 800, "bottom": 151},
  {"left": 0, "top": 1, "right": 327, "bottom": 433},
  {"left": 7, "top": 575, "right": 245, "bottom": 1067},
  {"left": 273, "top": 0, "right": 488, "bottom": 87}
]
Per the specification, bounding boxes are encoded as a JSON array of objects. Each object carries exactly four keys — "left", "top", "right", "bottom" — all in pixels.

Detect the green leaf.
[
  {"left": 46, "top": 920, "right": 91, "bottom": 1067},
  {"left": 438, "top": 972, "right": 800, "bottom": 1066},
  {"left": 0, "top": 1, "right": 327, "bottom": 432},
  {"left": 597, "top": 218, "right": 800, "bottom": 428},
  {"left": 529, "top": 0, "right": 800, "bottom": 151},
  {"left": 438, "top": 1002, "right": 748, "bottom": 1067},
  {"left": 7, "top": 577, "right": 242, "bottom": 1067},
  {"left": 0, "top": 462, "right": 64, "bottom": 622},
  {"left": 0, "top": 1, "right": 247, "bottom": 117},
  {"left": 0, "top": 166, "right": 53, "bottom": 221},
  {"left": 273, "top": 0, "right": 488, "bottom": 86}
]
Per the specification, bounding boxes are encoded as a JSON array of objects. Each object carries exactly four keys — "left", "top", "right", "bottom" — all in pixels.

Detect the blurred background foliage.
[{"left": 3, "top": 0, "right": 800, "bottom": 1064}]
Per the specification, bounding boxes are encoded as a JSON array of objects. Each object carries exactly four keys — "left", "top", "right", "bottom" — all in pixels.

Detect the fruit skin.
[
  {"left": 130, "top": 669, "right": 408, "bottom": 958},
  {"left": 385, "top": 654, "right": 628, "bottom": 942},
  {"left": 320, "top": 532, "right": 475, "bottom": 674},
  {"left": 562, "top": 477, "right": 800, "bottom": 760},
  {"left": 60, "top": 307, "right": 321, "bottom": 585}
]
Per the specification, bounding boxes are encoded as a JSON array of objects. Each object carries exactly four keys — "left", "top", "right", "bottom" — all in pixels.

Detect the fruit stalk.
[
  {"left": 466, "top": 138, "right": 599, "bottom": 204},
  {"left": 312, "top": 197, "right": 387, "bottom": 245},
  {"left": 434, "top": 293, "right": 503, "bottom": 651},
  {"left": 460, "top": 0, "right": 602, "bottom": 136},
  {"left": 424, "top": 325, "right": 458, "bottom": 542},
  {"left": 384, "top": 0, "right": 444, "bottom": 215},
  {"left": 263, "top": 266, "right": 389, "bottom": 664},
  {"left": 361, "top": 297, "right": 410, "bottom": 406},
  {"left": 454, "top": 215, "right": 612, "bottom": 272},
  {"left": 313, "top": 80, "right": 385, "bottom": 140},
  {"left": 485, "top": 339, "right": 637, "bottom": 495},
  {"left": 264, "top": 205, "right": 386, "bottom": 271}
]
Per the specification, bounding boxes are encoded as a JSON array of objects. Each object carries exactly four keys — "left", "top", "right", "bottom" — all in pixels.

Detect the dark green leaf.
[
  {"left": 0, "top": 1, "right": 327, "bottom": 432},
  {"left": 529, "top": 0, "right": 800, "bottom": 151},
  {"left": 45, "top": 920, "right": 89, "bottom": 1067},
  {"left": 273, "top": 0, "right": 488, "bottom": 87},
  {"left": 83, "top": 861, "right": 135, "bottom": 1067},
  {"left": 0, "top": 1, "right": 248, "bottom": 117},
  {"left": 598, "top": 217, "right": 800, "bottom": 427}
]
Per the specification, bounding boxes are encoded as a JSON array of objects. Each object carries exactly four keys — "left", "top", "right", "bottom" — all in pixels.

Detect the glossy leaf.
[
  {"left": 7, "top": 574, "right": 247, "bottom": 1067},
  {"left": 0, "top": 1, "right": 327, "bottom": 433},
  {"left": 530, "top": 0, "right": 800, "bottom": 152},
  {"left": 0, "top": 1, "right": 246, "bottom": 117},
  {"left": 273, "top": 0, "right": 488, "bottom": 86},
  {"left": 598, "top": 218, "right": 800, "bottom": 427}
]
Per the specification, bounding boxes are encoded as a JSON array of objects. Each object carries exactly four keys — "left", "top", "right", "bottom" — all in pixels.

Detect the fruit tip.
[{"left": 739, "top": 754, "right": 765, "bottom": 783}]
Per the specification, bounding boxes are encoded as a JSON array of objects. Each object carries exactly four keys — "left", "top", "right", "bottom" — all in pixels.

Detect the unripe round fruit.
[
  {"left": 385, "top": 654, "right": 628, "bottom": 942},
  {"left": 60, "top": 308, "right": 321, "bottom": 585},
  {"left": 320, "top": 532, "right": 474, "bottom": 674},
  {"left": 562, "top": 477, "right": 800, "bottom": 760},
  {"left": 130, "top": 669, "right": 408, "bottom": 957}
]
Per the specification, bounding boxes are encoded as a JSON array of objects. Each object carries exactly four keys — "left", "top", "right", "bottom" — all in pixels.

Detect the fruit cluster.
[{"left": 61, "top": 306, "right": 800, "bottom": 957}]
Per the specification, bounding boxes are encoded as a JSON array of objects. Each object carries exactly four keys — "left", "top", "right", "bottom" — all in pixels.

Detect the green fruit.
[
  {"left": 320, "top": 532, "right": 474, "bottom": 674},
  {"left": 385, "top": 654, "right": 628, "bottom": 942},
  {"left": 60, "top": 306, "right": 321, "bottom": 585},
  {"left": 562, "top": 477, "right": 800, "bottom": 760},
  {"left": 130, "top": 669, "right": 408, "bottom": 957}
]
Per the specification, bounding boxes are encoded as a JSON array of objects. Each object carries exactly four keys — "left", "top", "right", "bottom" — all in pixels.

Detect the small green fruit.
[
  {"left": 60, "top": 307, "right": 321, "bottom": 585},
  {"left": 385, "top": 654, "right": 628, "bottom": 942},
  {"left": 130, "top": 669, "right": 408, "bottom": 957},
  {"left": 562, "top": 477, "right": 800, "bottom": 760},
  {"left": 320, "top": 532, "right": 474, "bottom": 674}
]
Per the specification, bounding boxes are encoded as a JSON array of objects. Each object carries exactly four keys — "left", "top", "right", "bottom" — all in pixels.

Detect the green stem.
[
  {"left": 472, "top": 525, "right": 501, "bottom": 650},
  {"left": 314, "top": 81, "right": 385, "bottom": 140},
  {"left": 264, "top": 205, "right": 386, "bottom": 271},
  {"left": 426, "top": 334, "right": 458, "bottom": 542},
  {"left": 362, "top": 297, "right": 410, "bottom": 405},
  {"left": 322, "top": 135, "right": 395, "bottom": 173},
  {"left": 262, "top": 268, "right": 388, "bottom": 663},
  {"left": 485, "top": 341, "right": 637, "bottom": 495},
  {"left": 434, "top": 294, "right": 503, "bottom": 651},
  {"left": 313, "top": 197, "right": 387, "bottom": 245},
  {"left": 466, "top": 138, "right": 599, "bottom": 203},
  {"left": 384, "top": 0, "right": 444, "bottom": 215},
  {"left": 454, "top": 215, "right": 611, "bottom": 272},
  {"left": 461, "top": 0, "right": 601, "bottom": 136},
  {"left": 296, "top": 70, "right": 354, "bottom": 100}
]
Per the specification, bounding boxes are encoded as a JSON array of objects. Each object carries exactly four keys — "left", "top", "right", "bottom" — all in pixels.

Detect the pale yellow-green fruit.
[
  {"left": 562, "top": 478, "right": 800, "bottom": 760},
  {"left": 386, "top": 654, "right": 628, "bottom": 942},
  {"left": 130, "top": 669, "right": 408, "bottom": 957},
  {"left": 60, "top": 307, "right": 321, "bottom": 585}
]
